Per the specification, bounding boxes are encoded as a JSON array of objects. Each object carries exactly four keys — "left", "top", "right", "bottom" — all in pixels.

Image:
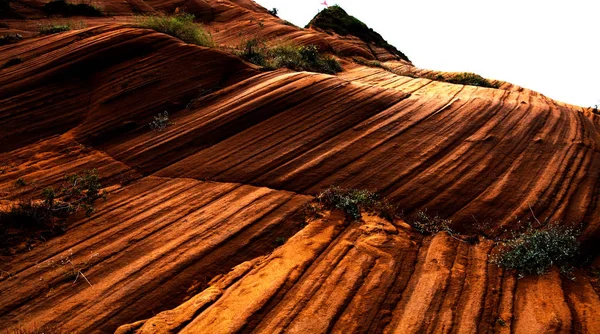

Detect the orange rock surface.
[{"left": 1, "top": 0, "right": 599, "bottom": 333}]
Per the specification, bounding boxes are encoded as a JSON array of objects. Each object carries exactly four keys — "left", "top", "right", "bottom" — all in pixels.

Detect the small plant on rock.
[
  {"left": 56, "top": 169, "right": 106, "bottom": 216},
  {"left": 490, "top": 224, "right": 580, "bottom": 277},
  {"left": 316, "top": 186, "right": 396, "bottom": 221},
  {"left": 38, "top": 22, "right": 72, "bottom": 35},
  {"left": 274, "top": 236, "right": 286, "bottom": 246},
  {"left": 14, "top": 177, "right": 26, "bottom": 187},
  {"left": 447, "top": 72, "right": 499, "bottom": 88},
  {"left": 407, "top": 209, "right": 453, "bottom": 235},
  {"left": 149, "top": 111, "right": 173, "bottom": 131},
  {"left": 1, "top": 169, "right": 106, "bottom": 253}
]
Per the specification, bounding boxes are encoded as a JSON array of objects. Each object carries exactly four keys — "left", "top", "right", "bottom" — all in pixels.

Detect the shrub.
[
  {"left": 316, "top": 186, "right": 396, "bottom": 221},
  {"left": 238, "top": 40, "right": 342, "bottom": 75},
  {"left": 39, "top": 22, "right": 72, "bottom": 35},
  {"left": 592, "top": 104, "right": 599, "bottom": 115},
  {"left": 43, "top": 0, "right": 104, "bottom": 17},
  {"left": 406, "top": 210, "right": 453, "bottom": 235},
  {"left": 149, "top": 111, "right": 173, "bottom": 131},
  {"left": 57, "top": 169, "right": 106, "bottom": 215},
  {"left": 490, "top": 224, "right": 580, "bottom": 276},
  {"left": 15, "top": 177, "right": 26, "bottom": 187},
  {"left": 308, "top": 5, "right": 409, "bottom": 62},
  {"left": 0, "top": 33, "right": 22, "bottom": 45},
  {"left": 238, "top": 38, "right": 267, "bottom": 66},
  {"left": 135, "top": 13, "right": 213, "bottom": 47},
  {"left": 1, "top": 57, "right": 23, "bottom": 69},
  {"left": 268, "top": 8, "right": 278, "bottom": 16},
  {"left": 447, "top": 72, "right": 499, "bottom": 88},
  {"left": 1, "top": 169, "right": 106, "bottom": 252},
  {"left": 274, "top": 236, "right": 286, "bottom": 245}
]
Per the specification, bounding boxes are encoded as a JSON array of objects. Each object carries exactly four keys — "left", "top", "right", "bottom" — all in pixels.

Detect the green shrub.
[
  {"left": 447, "top": 72, "right": 499, "bottom": 88},
  {"left": 308, "top": 5, "right": 409, "bottom": 62},
  {"left": 1, "top": 169, "right": 106, "bottom": 252},
  {"left": 490, "top": 224, "right": 580, "bottom": 276},
  {"left": 407, "top": 210, "right": 453, "bottom": 235},
  {"left": 9, "top": 169, "right": 104, "bottom": 222},
  {"left": 39, "top": 22, "right": 72, "bottom": 35},
  {"left": 135, "top": 13, "right": 213, "bottom": 47},
  {"left": 58, "top": 169, "right": 106, "bottom": 215},
  {"left": 238, "top": 40, "right": 342, "bottom": 74},
  {"left": 316, "top": 186, "right": 396, "bottom": 221},
  {"left": 43, "top": 0, "right": 104, "bottom": 17},
  {"left": 239, "top": 38, "right": 267, "bottom": 66},
  {"left": 268, "top": 8, "right": 278, "bottom": 16}
]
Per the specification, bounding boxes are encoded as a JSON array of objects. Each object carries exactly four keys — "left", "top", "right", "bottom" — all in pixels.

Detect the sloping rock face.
[
  {"left": 1, "top": 0, "right": 600, "bottom": 333},
  {"left": 118, "top": 214, "right": 600, "bottom": 334}
]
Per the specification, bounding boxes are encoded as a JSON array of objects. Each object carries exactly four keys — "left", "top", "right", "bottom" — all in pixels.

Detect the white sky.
[{"left": 255, "top": 0, "right": 600, "bottom": 108}]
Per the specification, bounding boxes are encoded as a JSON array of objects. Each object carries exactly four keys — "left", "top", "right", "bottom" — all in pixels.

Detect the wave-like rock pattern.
[
  {"left": 0, "top": 26, "right": 257, "bottom": 151},
  {"left": 118, "top": 213, "right": 600, "bottom": 333},
  {"left": 2, "top": 28, "right": 599, "bottom": 237},
  {"left": 0, "top": 177, "right": 311, "bottom": 332},
  {"left": 143, "top": 70, "right": 599, "bottom": 239},
  {"left": 1, "top": 1, "right": 600, "bottom": 332}
]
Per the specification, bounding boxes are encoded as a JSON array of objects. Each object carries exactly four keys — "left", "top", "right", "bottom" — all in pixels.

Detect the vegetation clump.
[
  {"left": 315, "top": 186, "right": 396, "bottom": 221},
  {"left": 353, "top": 57, "right": 500, "bottom": 89},
  {"left": 14, "top": 177, "right": 26, "bottom": 187},
  {"left": 135, "top": 13, "right": 213, "bottom": 47},
  {"left": 39, "top": 22, "right": 73, "bottom": 35},
  {"left": 407, "top": 210, "right": 453, "bottom": 235},
  {"left": 490, "top": 224, "right": 580, "bottom": 277},
  {"left": 447, "top": 72, "right": 499, "bottom": 88},
  {"left": 268, "top": 8, "right": 278, "bottom": 16},
  {"left": 0, "top": 33, "right": 22, "bottom": 46},
  {"left": 43, "top": 0, "right": 104, "bottom": 17},
  {"left": 238, "top": 39, "right": 342, "bottom": 74},
  {"left": 308, "top": 5, "right": 409, "bottom": 62},
  {"left": 1, "top": 169, "right": 106, "bottom": 252},
  {"left": 149, "top": 111, "right": 173, "bottom": 131}
]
